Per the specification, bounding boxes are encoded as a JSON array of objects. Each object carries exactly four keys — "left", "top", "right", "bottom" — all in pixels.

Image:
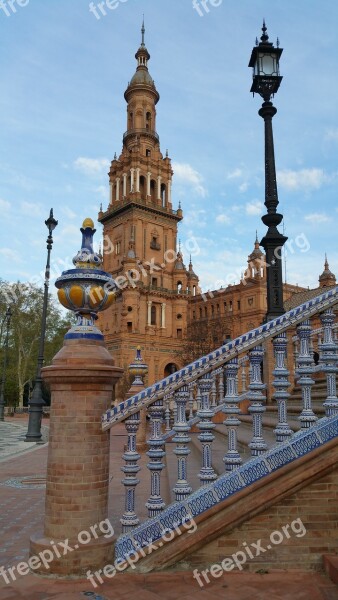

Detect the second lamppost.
[
  {"left": 25, "top": 209, "right": 58, "bottom": 442},
  {"left": 249, "top": 21, "right": 287, "bottom": 322}
]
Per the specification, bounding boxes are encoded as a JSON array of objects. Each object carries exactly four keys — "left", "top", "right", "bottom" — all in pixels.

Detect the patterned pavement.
[
  {"left": 0, "top": 418, "right": 337, "bottom": 600},
  {"left": 0, "top": 421, "right": 48, "bottom": 461}
]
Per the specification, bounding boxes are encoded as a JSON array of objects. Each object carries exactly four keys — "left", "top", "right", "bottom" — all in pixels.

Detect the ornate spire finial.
[
  {"left": 255, "top": 229, "right": 259, "bottom": 243},
  {"left": 166, "top": 149, "right": 169, "bottom": 158},
  {"left": 260, "top": 19, "right": 269, "bottom": 43},
  {"left": 325, "top": 253, "right": 329, "bottom": 269},
  {"left": 141, "top": 16, "right": 145, "bottom": 46},
  {"left": 114, "top": 152, "right": 117, "bottom": 160}
]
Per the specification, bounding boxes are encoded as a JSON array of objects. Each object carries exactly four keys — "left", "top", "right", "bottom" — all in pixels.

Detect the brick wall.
[{"left": 187, "top": 467, "right": 338, "bottom": 572}]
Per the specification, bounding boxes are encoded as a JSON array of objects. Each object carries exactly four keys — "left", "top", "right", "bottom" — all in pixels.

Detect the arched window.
[
  {"left": 177, "top": 281, "right": 182, "bottom": 294},
  {"left": 151, "top": 304, "right": 156, "bottom": 325},
  {"left": 193, "top": 285, "right": 196, "bottom": 296},
  {"left": 164, "top": 363, "right": 178, "bottom": 377}
]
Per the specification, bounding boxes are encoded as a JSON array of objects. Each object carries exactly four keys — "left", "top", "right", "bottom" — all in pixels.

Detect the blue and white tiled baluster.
[
  {"left": 145, "top": 399, "right": 166, "bottom": 516},
  {"left": 197, "top": 373, "right": 217, "bottom": 485},
  {"left": 121, "top": 411, "right": 141, "bottom": 532},
  {"left": 223, "top": 357, "right": 242, "bottom": 472},
  {"left": 218, "top": 370, "right": 224, "bottom": 406},
  {"left": 164, "top": 393, "right": 171, "bottom": 432},
  {"left": 188, "top": 383, "right": 194, "bottom": 420},
  {"left": 196, "top": 383, "right": 202, "bottom": 411},
  {"left": 248, "top": 346, "right": 267, "bottom": 456},
  {"left": 172, "top": 384, "right": 192, "bottom": 501},
  {"left": 296, "top": 320, "right": 317, "bottom": 429},
  {"left": 241, "top": 359, "right": 247, "bottom": 394},
  {"left": 319, "top": 309, "right": 338, "bottom": 416},
  {"left": 210, "top": 372, "right": 217, "bottom": 409},
  {"left": 272, "top": 333, "right": 292, "bottom": 443}
]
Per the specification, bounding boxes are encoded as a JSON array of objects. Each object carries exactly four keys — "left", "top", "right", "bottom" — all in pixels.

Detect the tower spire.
[{"left": 141, "top": 16, "right": 145, "bottom": 47}]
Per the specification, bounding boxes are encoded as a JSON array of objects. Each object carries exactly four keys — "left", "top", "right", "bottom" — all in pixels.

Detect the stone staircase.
[{"left": 103, "top": 287, "right": 338, "bottom": 577}]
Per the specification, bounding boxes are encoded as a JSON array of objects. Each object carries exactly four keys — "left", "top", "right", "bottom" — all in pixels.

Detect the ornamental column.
[
  {"left": 130, "top": 168, "right": 135, "bottom": 192},
  {"left": 161, "top": 303, "right": 166, "bottom": 328},
  {"left": 115, "top": 177, "right": 120, "bottom": 201},
  {"left": 136, "top": 168, "right": 141, "bottom": 193},
  {"left": 147, "top": 172, "right": 151, "bottom": 197},
  {"left": 123, "top": 173, "right": 127, "bottom": 197},
  {"left": 167, "top": 179, "right": 172, "bottom": 204},
  {"left": 30, "top": 218, "right": 123, "bottom": 576},
  {"left": 157, "top": 176, "right": 162, "bottom": 200}
]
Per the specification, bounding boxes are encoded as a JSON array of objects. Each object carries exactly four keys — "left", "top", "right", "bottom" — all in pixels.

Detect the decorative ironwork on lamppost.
[
  {"left": 249, "top": 21, "right": 287, "bottom": 322},
  {"left": 0, "top": 307, "right": 12, "bottom": 421},
  {"left": 25, "top": 209, "right": 58, "bottom": 442}
]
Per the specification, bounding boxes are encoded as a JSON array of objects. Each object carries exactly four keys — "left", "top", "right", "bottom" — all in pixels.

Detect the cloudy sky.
[{"left": 1, "top": 0, "right": 338, "bottom": 295}]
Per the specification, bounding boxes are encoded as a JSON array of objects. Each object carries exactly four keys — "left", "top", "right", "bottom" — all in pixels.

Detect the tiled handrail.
[{"left": 102, "top": 286, "right": 338, "bottom": 429}]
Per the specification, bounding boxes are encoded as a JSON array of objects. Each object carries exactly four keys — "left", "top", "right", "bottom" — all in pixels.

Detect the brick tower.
[{"left": 98, "top": 23, "right": 199, "bottom": 397}]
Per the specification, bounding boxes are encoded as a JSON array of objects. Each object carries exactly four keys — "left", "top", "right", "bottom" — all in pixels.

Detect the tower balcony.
[{"left": 123, "top": 128, "right": 159, "bottom": 145}]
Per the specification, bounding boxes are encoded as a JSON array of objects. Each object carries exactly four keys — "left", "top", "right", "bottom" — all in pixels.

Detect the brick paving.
[{"left": 0, "top": 418, "right": 337, "bottom": 600}]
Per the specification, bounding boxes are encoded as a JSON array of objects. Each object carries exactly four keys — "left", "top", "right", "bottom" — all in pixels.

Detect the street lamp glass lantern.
[
  {"left": 249, "top": 22, "right": 283, "bottom": 98},
  {"left": 254, "top": 51, "right": 280, "bottom": 77}
]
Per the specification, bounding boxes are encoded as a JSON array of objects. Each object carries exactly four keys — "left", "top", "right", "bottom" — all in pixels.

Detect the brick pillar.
[{"left": 30, "top": 338, "right": 123, "bottom": 576}]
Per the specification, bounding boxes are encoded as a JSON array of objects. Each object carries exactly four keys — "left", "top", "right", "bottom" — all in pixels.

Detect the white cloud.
[
  {"left": 0, "top": 248, "right": 22, "bottom": 263},
  {"left": 239, "top": 182, "right": 248, "bottom": 193},
  {"left": 325, "top": 128, "right": 338, "bottom": 142},
  {"left": 245, "top": 201, "right": 264, "bottom": 216},
  {"left": 230, "top": 204, "right": 242, "bottom": 212},
  {"left": 0, "top": 198, "right": 11, "bottom": 214},
  {"left": 73, "top": 157, "right": 110, "bottom": 177},
  {"left": 56, "top": 224, "right": 82, "bottom": 241},
  {"left": 95, "top": 186, "right": 108, "bottom": 200},
  {"left": 216, "top": 214, "right": 231, "bottom": 224},
  {"left": 172, "top": 162, "right": 207, "bottom": 197},
  {"left": 277, "top": 168, "right": 328, "bottom": 192},
  {"left": 304, "top": 213, "right": 329, "bottom": 224},
  {"left": 61, "top": 206, "right": 77, "bottom": 219},
  {"left": 20, "top": 201, "right": 44, "bottom": 217},
  {"left": 184, "top": 209, "right": 207, "bottom": 228},
  {"left": 227, "top": 168, "right": 243, "bottom": 180}
]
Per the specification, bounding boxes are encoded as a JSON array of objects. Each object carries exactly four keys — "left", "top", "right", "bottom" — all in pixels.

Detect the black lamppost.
[
  {"left": 0, "top": 307, "right": 12, "bottom": 421},
  {"left": 249, "top": 21, "right": 287, "bottom": 322},
  {"left": 25, "top": 209, "right": 58, "bottom": 442}
]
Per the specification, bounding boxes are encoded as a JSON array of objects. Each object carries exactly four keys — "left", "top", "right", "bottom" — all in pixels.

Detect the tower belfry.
[{"left": 98, "top": 25, "right": 198, "bottom": 396}]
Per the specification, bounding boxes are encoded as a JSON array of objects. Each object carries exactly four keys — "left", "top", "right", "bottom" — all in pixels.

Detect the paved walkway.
[{"left": 0, "top": 418, "right": 337, "bottom": 600}]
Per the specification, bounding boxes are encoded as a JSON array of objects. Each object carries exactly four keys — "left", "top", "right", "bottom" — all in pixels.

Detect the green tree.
[{"left": 0, "top": 281, "right": 72, "bottom": 408}]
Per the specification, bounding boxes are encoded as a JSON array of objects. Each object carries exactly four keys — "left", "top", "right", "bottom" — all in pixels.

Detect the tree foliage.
[
  {"left": 175, "top": 315, "right": 232, "bottom": 366},
  {"left": 0, "top": 280, "right": 72, "bottom": 408}
]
